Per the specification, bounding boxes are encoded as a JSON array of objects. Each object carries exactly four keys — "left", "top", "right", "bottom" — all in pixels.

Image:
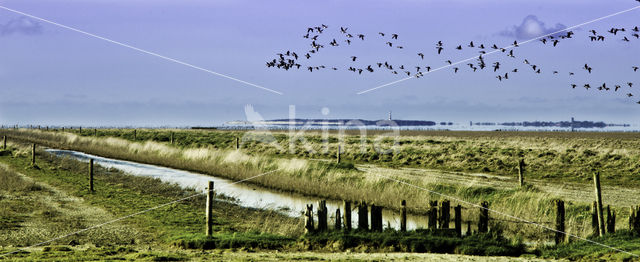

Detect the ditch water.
[{"left": 45, "top": 149, "right": 432, "bottom": 230}]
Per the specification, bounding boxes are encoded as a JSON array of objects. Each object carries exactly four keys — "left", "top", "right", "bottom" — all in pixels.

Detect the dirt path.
[{"left": 0, "top": 163, "right": 139, "bottom": 247}]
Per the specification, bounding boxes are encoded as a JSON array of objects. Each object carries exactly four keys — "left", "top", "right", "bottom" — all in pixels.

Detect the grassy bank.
[
  {"left": 0, "top": 129, "right": 624, "bottom": 242},
  {"left": 0, "top": 142, "right": 302, "bottom": 258},
  {"left": 0, "top": 143, "right": 540, "bottom": 260},
  {"left": 76, "top": 128, "right": 640, "bottom": 185}
]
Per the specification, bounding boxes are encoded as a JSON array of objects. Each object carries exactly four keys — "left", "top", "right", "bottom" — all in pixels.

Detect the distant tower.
[
  {"left": 388, "top": 111, "right": 392, "bottom": 121},
  {"left": 571, "top": 117, "right": 575, "bottom": 132}
]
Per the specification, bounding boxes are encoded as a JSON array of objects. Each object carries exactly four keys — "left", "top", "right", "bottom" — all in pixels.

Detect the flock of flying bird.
[{"left": 266, "top": 21, "right": 640, "bottom": 104}]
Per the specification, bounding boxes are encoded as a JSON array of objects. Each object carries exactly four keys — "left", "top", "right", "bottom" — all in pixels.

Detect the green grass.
[
  {"left": 540, "top": 230, "right": 640, "bottom": 261},
  {"left": 0, "top": 129, "right": 616, "bottom": 242},
  {"left": 1, "top": 139, "right": 639, "bottom": 260},
  {"left": 0, "top": 144, "right": 302, "bottom": 251}
]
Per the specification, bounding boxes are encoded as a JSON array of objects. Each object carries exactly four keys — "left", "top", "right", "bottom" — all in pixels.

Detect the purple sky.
[{"left": 0, "top": 0, "right": 639, "bottom": 126}]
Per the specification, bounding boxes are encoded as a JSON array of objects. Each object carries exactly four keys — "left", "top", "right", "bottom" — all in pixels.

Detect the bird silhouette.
[
  {"left": 418, "top": 53, "right": 424, "bottom": 59},
  {"left": 350, "top": 56, "right": 357, "bottom": 61},
  {"left": 391, "top": 34, "right": 398, "bottom": 39}
]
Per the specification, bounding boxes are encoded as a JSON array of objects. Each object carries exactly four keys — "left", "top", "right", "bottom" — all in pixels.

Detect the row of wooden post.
[{"left": 304, "top": 199, "right": 471, "bottom": 237}]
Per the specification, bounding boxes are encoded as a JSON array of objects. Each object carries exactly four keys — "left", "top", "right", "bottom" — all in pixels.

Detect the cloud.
[
  {"left": 498, "top": 15, "right": 566, "bottom": 40},
  {"left": 1, "top": 16, "right": 42, "bottom": 36}
]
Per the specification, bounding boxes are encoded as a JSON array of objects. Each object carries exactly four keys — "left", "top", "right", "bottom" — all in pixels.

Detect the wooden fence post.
[
  {"left": 518, "top": 159, "right": 525, "bottom": 187},
  {"left": 439, "top": 200, "right": 451, "bottom": 229},
  {"left": 133, "top": 129, "right": 137, "bottom": 140},
  {"left": 94, "top": 129, "right": 97, "bottom": 136},
  {"left": 336, "top": 145, "right": 341, "bottom": 164},
  {"left": 370, "top": 204, "right": 382, "bottom": 232},
  {"left": 206, "top": 181, "right": 214, "bottom": 236},
  {"left": 2, "top": 135, "right": 6, "bottom": 150},
  {"left": 304, "top": 204, "right": 315, "bottom": 233},
  {"left": 478, "top": 201, "right": 489, "bottom": 233},
  {"left": 89, "top": 159, "right": 94, "bottom": 192},
  {"left": 317, "top": 200, "right": 328, "bottom": 231},
  {"left": 343, "top": 200, "right": 352, "bottom": 231},
  {"left": 357, "top": 201, "right": 368, "bottom": 230},
  {"left": 555, "top": 200, "right": 565, "bottom": 245},
  {"left": 454, "top": 205, "right": 462, "bottom": 237},
  {"left": 593, "top": 172, "right": 605, "bottom": 236},
  {"left": 170, "top": 132, "right": 174, "bottom": 144},
  {"left": 630, "top": 206, "right": 636, "bottom": 233},
  {"left": 428, "top": 200, "right": 438, "bottom": 229},
  {"left": 606, "top": 205, "right": 615, "bottom": 234},
  {"left": 79, "top": 126, "right": 82, "bottom": 133},
  {"left": 335, "top": 209, "right": 342, "bottom": 231},
  {"left": 591, "top": 201, "right": 600, "bottom": 236},
  {"left": 400, "top": 200, "right": 407, "bottom": 232},
  {"left": 31, "top": 144, "right": 36, "bottom": 165},
  {"left": 630, "top": 206, "right": 640, "bottom": 234},
  {"left": 235, "top": 137, "right": 239, "bottom": 150}
]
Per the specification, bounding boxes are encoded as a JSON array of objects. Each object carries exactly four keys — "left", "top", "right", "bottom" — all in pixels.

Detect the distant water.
[{"left": 219, "top": 124, "right": 640, "bottom": 132}]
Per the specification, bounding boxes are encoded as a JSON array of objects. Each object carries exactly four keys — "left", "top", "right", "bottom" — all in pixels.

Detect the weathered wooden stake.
[
  {"left": 133, "top": 129, "right": 137, "bottom": 140},
  {"left": 335, "top": 209, "right": 342, "bottom": 231},
  {"left": 630, "top": 206, "right": 636, "bottom": 233},
  {"left": 606, "top": 205, "right": 615, "bottom": 234},
  {"left": 170, "top": 132, "right": 174, "bottom": 144},
  {"left": 454, "top": 205, "right": 462, "bottom": 237},
  {"left": 89, "top": 159, "right": 94, "bottom": 192},
  {"left": 94, "top": 129, "right": 97, "bottom": 136},
  {"left": 439, "top": 200, "right": 451, "bottom": 229},
  {"left": 357, "top": 201, "right": 368, "bottom": 230},
  {"left": 206, "top": 181, "right": 214, "bottom": 236},
  {"left": 518, "top": 159, "right": 525, "bottom": 187},
  {"left": 336, "top": 145, "right": 341, "bottom": 163},
  {"left": 343, "top": 200, "right": 352, "bottom": 231},
  {"left": 2, "top": 135, "right": 6, "bottom": 150},
  {"left": 591, "top": 201, "right": 600, "bottom": 236},
  {"left": 593, "top": 172, "right": 605, "bottom": 236},
  {"left": 428, "top": 200, "right": 438, "bottom": 229},
  {"left": 317, "top": 200, "right": 328, "bottom": 231},
  {"left": 478, "top": 201, "right": 489, "bottom": 233},
  {"left": 79, "top": 126, "right": 82, "bottom": 133},
  {"left": 555, "top": 199, "right": 565, "bottom": 245},
  {"left": 304, "top": 204, "right": 315, "bottom": 233},
  {"left": 400, "top": 200, "right": 407, "bottom": 232},
  {"left": 31, "top": 144, "right": 36, "bottom": 165},
  {"left": 630, "top": 206, "right": 640, "bottom": 234},
  {"left": 370, "top": 204, "right": 383, "bottom": 232}
]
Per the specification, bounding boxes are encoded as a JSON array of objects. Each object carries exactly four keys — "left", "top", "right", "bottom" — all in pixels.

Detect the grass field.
[
  {"left": 1, "top": 128, "right": 639, "bottom": 260},
  {"left": 0, "top": 141, "right": 543, "bottom": 260}
]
